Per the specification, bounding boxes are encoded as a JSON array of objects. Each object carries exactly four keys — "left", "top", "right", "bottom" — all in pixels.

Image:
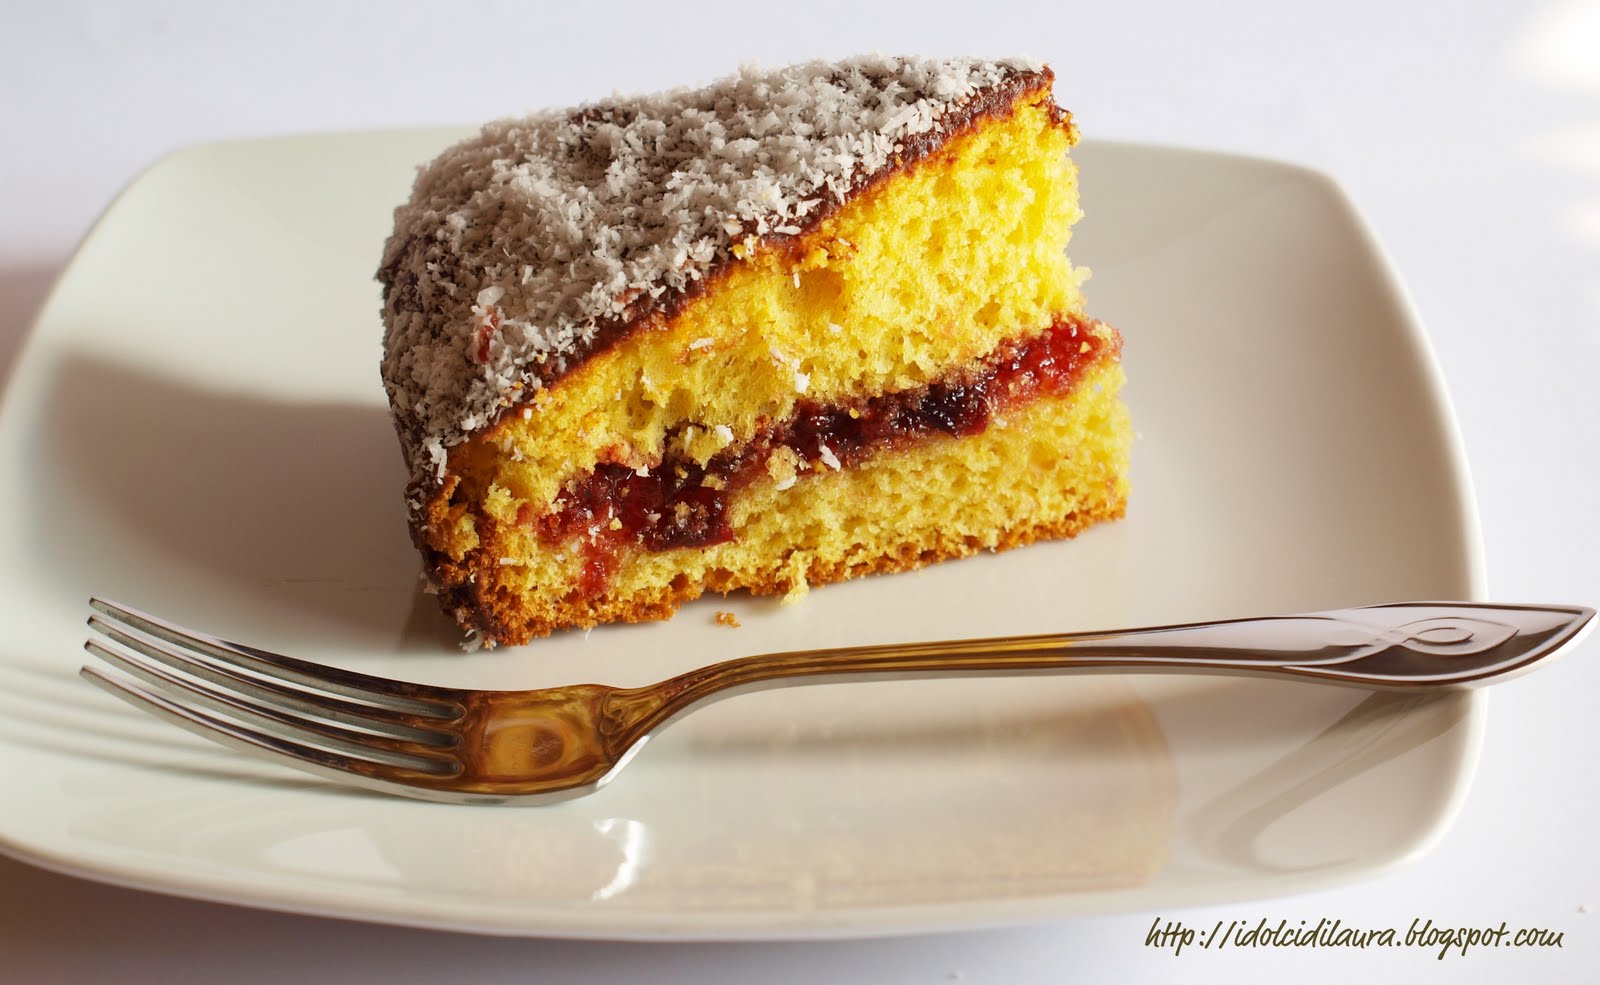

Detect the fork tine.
[
  {"left": 88, "top": 615, "right": 458, "bottom": 747},
  {"left": 80, "top": 666, "right": 464, "bottom": 797},
  {"left": 84, "top": 639, "right": 459, "bottom": 775},
  {"left": 90, "top": 597, "right": 460, "bottom": 719}
]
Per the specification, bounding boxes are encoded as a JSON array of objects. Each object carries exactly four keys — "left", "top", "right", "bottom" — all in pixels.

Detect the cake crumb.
[
  {"left": 781, "top": 560, "right": 812, "bottom": 602},
  {"left": 714, "top": 610, "right": 742, "bottom": 628},
  {"left": 766, "top": 446, "right": 803, "bottom": 489}
]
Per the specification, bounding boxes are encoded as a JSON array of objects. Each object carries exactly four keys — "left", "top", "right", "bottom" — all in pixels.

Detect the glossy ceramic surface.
[{"left": 0, "top": 133, "right": 1485, "bottom": 938}]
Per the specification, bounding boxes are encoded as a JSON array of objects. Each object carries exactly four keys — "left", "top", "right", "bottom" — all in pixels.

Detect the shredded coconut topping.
[{"left": 379, "top": 55, "right": 1046, "bottom": 505}]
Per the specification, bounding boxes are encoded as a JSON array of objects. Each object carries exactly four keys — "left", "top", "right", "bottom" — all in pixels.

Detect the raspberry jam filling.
[{"left": 530, "top": 316, "right": 1111, "bottom": 590}]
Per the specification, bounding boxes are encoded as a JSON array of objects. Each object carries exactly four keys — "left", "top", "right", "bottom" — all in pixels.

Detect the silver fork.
[{"left": 80, "top": 598, "right": 1593, "bottom": 805}]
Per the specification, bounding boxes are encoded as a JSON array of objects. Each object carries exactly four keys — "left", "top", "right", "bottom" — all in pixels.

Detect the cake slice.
[{"left": 379, "top": 55, "right": 1131, "bottom": 647}]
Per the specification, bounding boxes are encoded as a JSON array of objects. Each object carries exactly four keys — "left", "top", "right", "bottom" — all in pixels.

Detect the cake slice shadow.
[{"left": 37, "top": 351, "right": 422, "bottom": 647}]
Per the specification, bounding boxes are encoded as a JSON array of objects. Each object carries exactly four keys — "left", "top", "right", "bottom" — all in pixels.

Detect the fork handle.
[{"left": 609, "top": 602, "right": 1593, "bottom": 741}]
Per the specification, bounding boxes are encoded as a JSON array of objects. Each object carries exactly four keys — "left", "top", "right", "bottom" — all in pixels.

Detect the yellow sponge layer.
[
  {"left": 448, "top": 90, "right": 1082, "bottom": 515},
  {"left": 465, "top": 357, "right": 1129, "bottom": 641}
]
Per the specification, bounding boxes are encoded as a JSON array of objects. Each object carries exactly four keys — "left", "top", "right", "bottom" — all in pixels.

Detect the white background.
[{"left": 2, "top": 1, "right": 1598, "bottom": 981}]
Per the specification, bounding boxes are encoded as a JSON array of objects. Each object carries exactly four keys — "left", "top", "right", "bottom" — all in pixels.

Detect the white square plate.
[{"left": 0, "top": 132, "right": 1484, "bottom": 939}]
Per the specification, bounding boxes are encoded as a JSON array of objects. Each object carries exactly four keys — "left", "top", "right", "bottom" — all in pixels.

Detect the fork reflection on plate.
[{"left": 78, "top": 597, "right": 1592, "bottom": 806}]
